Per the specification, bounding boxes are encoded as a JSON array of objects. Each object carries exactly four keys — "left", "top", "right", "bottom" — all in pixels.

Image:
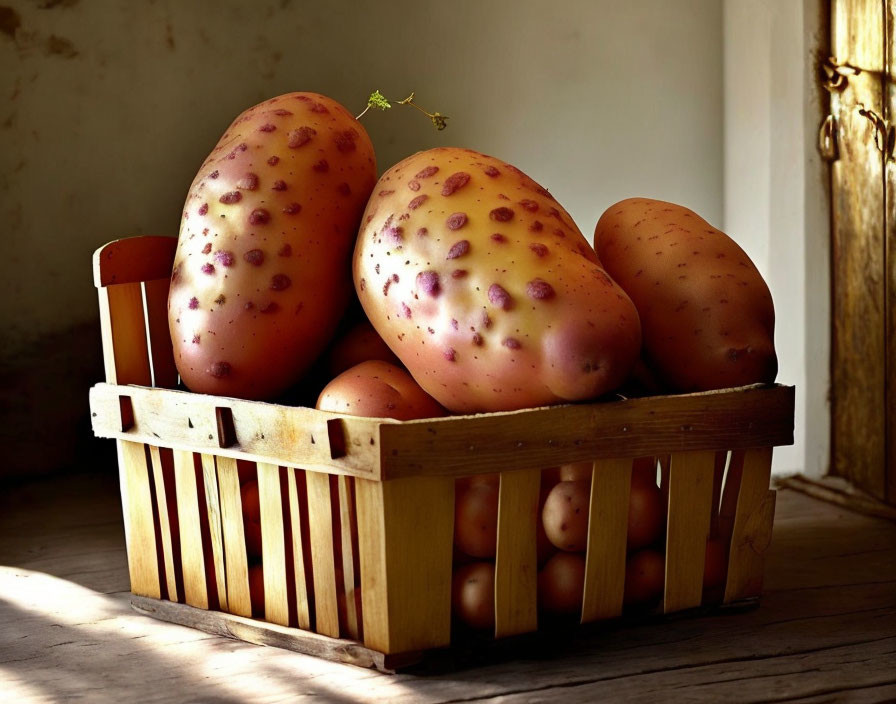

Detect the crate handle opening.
[
  {"left": 327, "top": 419, "right": 347, "bottom": 460},
  {"left": 215, "top": 407, "right": 238, "bottom": 448},
  {"left": 119, "top": 394, "right": 135, "bottom": 432}
]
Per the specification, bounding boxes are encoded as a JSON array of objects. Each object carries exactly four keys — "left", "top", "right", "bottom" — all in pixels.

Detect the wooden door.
[{"left": 829, "top": 0, "right": 894, "bottom": 503}]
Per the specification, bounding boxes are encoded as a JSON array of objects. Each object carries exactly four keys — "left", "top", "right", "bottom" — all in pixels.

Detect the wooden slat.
[
  {"left": 90, "top": 383, "right": 796, "bottom": 482},
  {"left": 355, "top": 476, "right": 454, "bottom": 654},
  {"left": 93, "top": 235, "right": 177, "bottom": 287},
  {"left": 581, "top": 458, "right": 632, "bottom": 623},
  {"left": 494, "top": 468, "right": 540, "bottom": 638},
  {"left": 377, "top": 385, "right": 794, "bottom": 479},
  {"left": 305, "top": 470, "right": 340, "bottom": 637},
  {"left": 142, "top": 277, "right": 178, "bottom": 389},
  {"left": 830, "top": 0, "right": 887, "bottom": 500},
  {"left": 709, "top": 451, "right": 727, "bottom": 537},
  {"left": 88, "top": 383, "right": 384, "bottom": 480},
  {"left": 200, "top": 454, "right": 228, "bottom": 612},
  {"left": 887, "top": 24, "right": 895, "bottom": 505},
  {"left": 100, "top": 284, "right": 152, "bottom": 387},
  {"left": 257, "top": 462, "right": 289, "bottom": 627},
  {"left": 148, "top": 445, "right": 179, "bottom": 602},
  {"left": 725, "top": 447, "right": 776, "bottom": 603},
  {"left": 117, "top": 441, "right": 161, "bottom": 599},
  {"left": 286, "top": 469, "right": 311, "bottom": 629},
  {"left": 718, "top": 449, "right": 745, "bottom": 544},
  {"left": 664, "top": 450, "right": 716, "bottom": 613},
  {"left": 337, "top": 475, "right": 361, "bottom": 640},
  {"left": 172, "top": 449, "right": 208, "bottom": 609},
  {"left": 216, "top": 456, "right": 251, "bottom": 617}
]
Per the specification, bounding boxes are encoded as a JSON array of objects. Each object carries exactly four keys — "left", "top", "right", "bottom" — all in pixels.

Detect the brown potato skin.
[
  {"left": 594, "top": 198, "right": 777, "bottom": 392},
  {"left": 316, "top": 360, "right": 446, "bottom": 420}
]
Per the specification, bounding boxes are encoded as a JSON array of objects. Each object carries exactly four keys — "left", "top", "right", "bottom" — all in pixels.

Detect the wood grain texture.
[
  {"left": 286, "top": 469, "right": 312, "bottom": 630},
  {"left": 305, "top": 470, "right": 340, "bottom": 638},
  {"left": 337, "top": 475, "right": 361, "bottom": 640},
  {"left": 377, "top": 385, "right": 794, "bottom": 479},
  {"left": 200, "top": 454, "right": 228, "bottom": 612},
  {"left": 494, "top": 468, "right": 541, "bottom": 638},
  {"left": 91, "top": 383, "right": 795, "bottom": 482},
  {"left": 92, "top": 235, "right": 177, "bottom": 287},
  {"left": 215, "top": 456, "right": 251, "bottom": 618},
  {"left": 142, "top": 277, "right": 178, "bottom": 389},
  {"left": 172, "top": 449, "right": 208, "bottom": 609},
  {"left": 148, "top": 445, "right": 179, "bottom": 602},
  {"left": 830, "top": 0, "right": 888, "bottom": 500},
  {"left": 725, "top": 447, "right": 776, "bottom": 603},
  {"left": 581, "top": 458, "right": 632, "bottom": 623},
  {"left": 89, "top": 383, "right": 385, "bottom": 480},
  {"left": 118, "top": 441, "right": 161, "bottom": 599},
  {"left": 257, "top": 462, "right": 289, "bottom": 627},
  {"left": 100, "top": 283, "right": 152, "bottom": 387},
  {"left": 356, "top": 476, "right": 455, "bottom": 654},
  {"left": 663, "top": 451, "right": 716, "bottom": 613}
]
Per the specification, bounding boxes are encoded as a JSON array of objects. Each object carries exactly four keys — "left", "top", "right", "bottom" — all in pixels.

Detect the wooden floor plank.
[{"left": 0, "top": 472, "right": 894, "bottom": 703}]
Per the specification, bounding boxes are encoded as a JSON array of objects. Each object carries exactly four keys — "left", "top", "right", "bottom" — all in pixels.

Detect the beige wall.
[{"left": 0, "top": 0, "right": 724, "bottom": 478}]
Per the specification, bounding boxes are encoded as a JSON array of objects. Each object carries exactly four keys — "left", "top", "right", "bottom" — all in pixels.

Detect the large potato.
[
  {"left": 594, "top": 198, "right": 776, "bottom": 391},
  {"left": 169, "top": 92, "right": 377, "bottom": 399},
  {"left": 353, "top": 147, "right": 641, "bottom": 412}
]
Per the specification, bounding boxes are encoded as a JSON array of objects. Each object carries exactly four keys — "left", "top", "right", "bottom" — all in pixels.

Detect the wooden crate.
[{"left": 89, "top": 235, "right": 794, "bottom": 672}]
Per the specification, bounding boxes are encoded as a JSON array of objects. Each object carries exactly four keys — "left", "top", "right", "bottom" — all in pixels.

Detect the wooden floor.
[{"left": 1, "top": 472, "right": 894, "bottom": 703}]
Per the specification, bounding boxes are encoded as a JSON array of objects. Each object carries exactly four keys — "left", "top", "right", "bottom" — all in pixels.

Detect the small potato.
[
  {"left": 624, "top": 549, "right": 665, "bottom": 607},
  {"left": 536, "top": 481, "right": 558, "bottom": 566},
  {"left": 542, "top": 480, "right": 591, "bottom": 552},
  {"left": 325, "top": 321, "right": 402, "bottom": 377},
  {"left": 249, "top": 563, "right": 265, "bottom": 617},
  {"left": 559, "top": 461, "right": 593, "bottom": 483},
  {"left": 456, "top": 472, "right": 500, "bottom": 492},
  {"left": 631, "top": 456, "right": 659, "bottom": 488},
  {"left": 539, "top": 552, "right": 586, "bottom": 615},
  {"left": 452, "top": 562, "right": 495, "bottom": 630},
  {"left": 627, "top": 480, "right": 665, "bottom": 550},
  {"left": 454, "top": 481, "right": 499, "bottom": 558}
]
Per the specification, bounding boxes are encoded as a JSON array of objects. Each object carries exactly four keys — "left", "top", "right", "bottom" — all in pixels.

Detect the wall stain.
[
  {"left": 38, "top": 0, "right": 80, "bottom": 8},
  {"left": 165, "top": 21, "right": 175, "bottom": 50},
  {"left": 45, "top": 34, "right": 78, "bottom": 58},
  {"left": 0, "top": 6, "right": 21, "bottom": 39}
]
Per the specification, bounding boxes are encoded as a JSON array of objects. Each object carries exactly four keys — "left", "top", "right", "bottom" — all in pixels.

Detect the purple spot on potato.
[
  {"left": 201, "top": 263, "right": 215, "bottom": 275},
  {"left": 446, "top": 212, "right": 468, "bottom": 230},
  {"left": 283, "top": 202, "right": 301, "bottom": 214},
  {"left": 401, "top": 302, "right": 412, "bottom": 318},
  {"left": 334, "top": 129, "right": 358, "bottom": 152},
  {"left": 287, "top": 126, "right": 316, "bottom": 148},
  {"left": 415, "top": 165, "right": 439, "bottom": 179},
  {"left": 259, "top": 123, "right": 276, "bottom": 132},
  {"left": 209, "top": 170, "right": 219, "bottom": 179},
  {"left": 188, "top": 297, "right": 199, "bottom": 310},
  {"left": 209, "top": 361, "right": 231, "bottom": 378},
  {"left": 452, "top": 269, "right": 468, "bottom": 278},
  {"left": 490, "top": 207, "right": 514, "bottom": 222},
  {"left": 310, "top": 102, "right": 329, "bottom": 113},
  {"left": 312, "top": 160, "right": 329, "bottom": 173},
  {"left": 529, "top": 243, "right": 549, "bottom": 257},
  {"left": 202, "top": 243, "right": 212, "bottom": 254},
  {"left": 417, "top": 227, "right": 428, "bottom": 237},
  {"left": 482, "top": 312, "right": 492, "bottom": 328},
  {"left": 447, "top": 240, "right": 470, "bottom": 259},
  {"left": 272, "top": 180, "right": 287, "bottom": 191},
  {"left": 526, "top": 278, "right": 555, "bottom": 300},
  {"left": 198, "top": 203, "right": 208, "bottom": 216},
  {"left": 482, "top": 165, "right": 500, "bottom": 177},
  {"left": 407, "top": 180, "right": 421, "bottom": 192},
  {"left": 417, "top": 270, "right": 441, "bottom": 297},
  {"left": 214, "top": 250, "right": 235, "bottom": 267},
  {"left": 490, "top": 233, "right": 507, "bottom": 243},
  {"left": 444, "top": 348, "right": 457, "bottom": 362},
  {"left": 529, "top": 220, "right": 543, "bottom": 232},
  {"left": 472, "top": 332, "right": 483, "bottom": 346},
  {"left": 249, "top": 209, "right": 270, "bottom": 225},
  {"left": 488, "top": 284, "right": 513, "bottom": 310},
  {"left": 502, "top": 337, "right": 521, "bottom": 349},
  {"left": 214, "top": 294, "right": 226, "bottom": 305},
  {"left": 244, "top": 249, "right": 264, "bottom": 266},
  {"left": 408, "top": 195, "right": 428, "bottom": 210},
  {"left": 441, "top": 172, "right": 471, "bottom": 196},
  {"left": 272, "top": 108, "right": 293, "bottom": 116},
  {"left": 270, "top": 274, "right": 291, "bottom": 291},
  {"left": 267, "top": 156, "right": 280, "bottom": 166},
  {"left": 192, "top": 334, "right": 200, "bottom": 344},
  {"left": 278, "top": 244, "right": 292, "bottom": 257},
  {"left": 519, "top": 199, "right": 539, "bottom": 212},
  {"left": 219, "top": 191, "right": 242, "bottom": 204},
  {"left": 384, "top": 225, "right": 404, "bottom": 243}
]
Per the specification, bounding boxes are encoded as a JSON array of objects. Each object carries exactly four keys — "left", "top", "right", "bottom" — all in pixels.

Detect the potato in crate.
[{"left": 89, "top": 235, "right": 793, "bottom": 673}]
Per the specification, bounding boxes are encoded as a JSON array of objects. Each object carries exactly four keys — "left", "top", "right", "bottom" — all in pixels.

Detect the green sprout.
[{"left": 356, "top": 90, "right": 449, "bottom": 131}]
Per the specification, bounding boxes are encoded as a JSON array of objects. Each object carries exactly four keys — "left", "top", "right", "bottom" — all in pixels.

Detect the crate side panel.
[
  {"left": 724, "top": 447, "right": 775, "bottom": 603},
  {"left": 216, "top": 456, "right": 251, "bottom": 617},
  {"left": 258, "top": 462, "right": 289, "bottom": 627},
  {"left": 494, "top": 468, "right": 540, "bottom": 638},
  {"left": 664, "top": 450, "right": 715, "bottom": 613},
  {"left": 118, "top": 440, "right": 161, "bottom": 598},
  {"left": 173, "top": 449, "right": 209, "bottom": 609},
  {"left": 306, "top": 470, "right": 340, "bottom": 638},
  {"left": 581, "top": 457, "right": 632, "bottom": 623}
]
